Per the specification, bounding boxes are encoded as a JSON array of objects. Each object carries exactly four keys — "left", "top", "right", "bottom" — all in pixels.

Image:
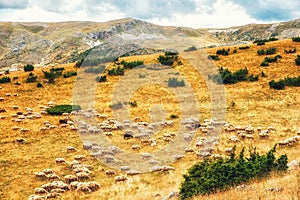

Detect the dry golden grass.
[{"left": 0, "top": 39, "right": 299, "bottom": 200}]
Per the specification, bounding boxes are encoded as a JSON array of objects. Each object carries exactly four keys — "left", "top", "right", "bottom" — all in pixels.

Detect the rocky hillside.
[
  {"left": 0, "top": 18, "right": 219, "bottom": 69},
  {"left": 0, "top": 17, "right": 299, "bottom": 69},
  {"left": 208, "top": 18, "right": 300, "bottom": 43}
]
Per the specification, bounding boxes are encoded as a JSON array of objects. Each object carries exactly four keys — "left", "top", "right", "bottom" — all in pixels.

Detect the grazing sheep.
[
  {"left": 131, "top": 145, "right": 140, "bottom": 150},
  {"left": 66, "top": 146, "right": 77, "bottom": 153},
  {"left": 28, "top": 195, "right": 45, "bottom": 200},
  {"left": 47, "top": 174, "right": 60, "bottom": 181},
  {"left": 245, "top": 134, "right": 254, "bottom": 140},
  {"left": 127, "top": 170, "right": 142, "bottom": 176},
  {"left": 76, "top": 172, "right": 90, "bottom": 181},
  {"left": 0, "top": 97, "right": 4, "bottom": 102},
  {"left": 123, "top": 132, "right": 134, "bottom": 139},
  {"left": 42, "top": 169, "right": 54, "bottom": 175},
  {"left": 114, "top": 175, "right": 127, "bottom": 182},
  {"left": 46, "top": 192, "right": 61, "bottom": 199},
  {"left": 105, "top": 169, "right": 117, "bottom": 176},
  {"left": 34, "top": 187, "right": 48, "bottom": 195},
  {"left": 74, "top": 155, "right": 86, "bottom": 161},
  {"left": 173, "top": 155, "right": 185, "bottom": 161},
  {"left": 86, "top": 181, "right": 100, "bottom": 192},
  {"left": 35, "top": 172, "right": 47, "bottom": 180},
  {"left": 120, "top": 166, "right": 130, "bottom": 171},
  {"left": 229, "top": 136, "right": 240, "bottom": 143},
  {"left": 55, "top": 158, "right": 67, "bottom": 165},
  {"left": 16, "top": 137, "right": 26, "bottom": 143},
  {"left": 225, "top": 147, "right": 234, "bottom": 154},
  {"left": 267, "top": 126, "right": 276, "bottom": 132},
  {"left": 259, "top": 131, "right": 269, "bottom": 139},
  {"left": 13, "top": 105, "right": 19, "bottom": 110},
  {"left": 64, "top": 175, "right": 78, "bottom": 184},
  {"left": 20, "top": 128, "right": 30, "bottom": 133},
  {"left": 185, "top": 147, "right": 195, "bottom": 153},
  {"left": 141, "top": 153, "right": 152, "bottom": 159},
  {"left": 59, "top": 118, "right": 68, "bottom": 124},
  {"left": 104, "top": 132, "right": 113, "bottom": 136}
]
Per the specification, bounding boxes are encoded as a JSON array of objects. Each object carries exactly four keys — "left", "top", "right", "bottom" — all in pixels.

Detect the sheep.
[
  {"left": 259, "top": 131, "right": 269, "bottom": 139},
  {"left": 16, "top": 137, "right": 26, "bottom": 143},
  {"left": 5, "top": 93, "right": 11, "bottom": 96},
  {"left": 229, "top": 136, "right": 240, "bottom": 143},
  {"left": 105, "top": 169, "right": 117, "bottom": 176},
  {"left": 225, "top": 147, "right": 234, "bottom": 154},
  {"left": 245, "top": 134, "right": 254, "bottom": 140},
  {"left": 45, "top": 192, "right": 61, "bottom": 199},
  {"left": 173, "top": 155, "right": 185, "bottom": 161},
  {"left": 28, "top": 195, "right": 45, "bottom": 200},
  {"left": 35, "top": 172, "right": 47, "bottom": 180},
  {"left": 66, "top": 146, "right": 77, "bottom": 153},
  {"left": 131, "top": 145, "right": 140, "bottom": 150},
  {"left": 47, "top": 174, "right": 60, "bottom": 181},
  {"left": 42, "top": 169, "right": 54, "bottom": 175},
  {"left": 20, "top": 128, "right": 30, "bottom": 133},
  {"left": 86, "top": 181, "right": 100, "bottom": 192},
  {"left": 185, "top": 147, "right": 195, "bottom": 153},
  {"left": 74, "top": 155, "right": 86, "bottom": 161},
  {"left": 12, "top": 126, "right": 20, "bottom": 130},
  {"left": 59, "top": 118, "right": 68, "bottom": 124},
  {"left": 55, "top": 158, "right": 67, "bottom": 165},
  {"left": 120, "top": 166, "right": 130, "bottom": 171},
  {"left": 114, "top": 175, "right": 128, "bottom": 182},
  {"left": 0, "top": 97, "right": 4, "bottom": 102},
  {"left": 104, "top": 132, "right": 113, "bottom": 137},
  {"left": 267, "top": 126, "right": 276, "bottom": 132},
  {"left": 64, "top": 175, "right": 78, "bottom": 184},
  {"left": 34, "top": 187, "right": 48, "bottom": 195},
  {"left": 127, "top": 170, "right": 142, "bottom": 176},
  {"left": 123, "top": 132, "right": 133, "bottom": 139},
  {"left": 0, "top": 108, "right": 6, "bottom": 113},
  {"left": 76, "top": 172, "right": 90, "bottom": 181},
  {"left": 13, "top": 105, "right": 19, "bottom": 110}
]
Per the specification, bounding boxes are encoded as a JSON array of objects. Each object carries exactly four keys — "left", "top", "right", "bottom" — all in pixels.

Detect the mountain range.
[{"left": 0, "top": 17, "right": 299, "bottom": 69}]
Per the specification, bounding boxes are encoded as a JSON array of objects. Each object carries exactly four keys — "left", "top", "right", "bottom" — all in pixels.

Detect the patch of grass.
[
  {"left": 167, "top": 78, "right": 185, "bottom": 87},
  {"left": 46, "top": 104, "right": 81, "bottom": 115}
]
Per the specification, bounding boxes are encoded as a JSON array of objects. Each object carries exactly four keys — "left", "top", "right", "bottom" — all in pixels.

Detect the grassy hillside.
[{"left": 0, "top": 39, "right": 299, "bottom": 200}]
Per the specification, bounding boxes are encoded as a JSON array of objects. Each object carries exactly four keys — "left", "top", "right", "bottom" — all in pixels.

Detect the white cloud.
[{"left": 0, "top": 0, "right": 298, "bottom": 27}]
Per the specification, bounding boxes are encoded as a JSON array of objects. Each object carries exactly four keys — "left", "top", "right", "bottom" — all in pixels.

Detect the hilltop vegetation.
[{"left": 0, "top": 39, "right": 299, "bottom": 200}]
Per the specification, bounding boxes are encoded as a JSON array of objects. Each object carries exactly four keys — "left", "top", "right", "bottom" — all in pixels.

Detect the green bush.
[
  {"left": 233, "top": 49, "right": 237, "bottom": 53},
  {"left": 216, "top": 48, "right": 230, "bottom": 56},
  {"left": 43, "top": 70, "right": 62, "bottom": 83},
  {"left": 284, "top": 48, "right": 296, "bottom": 54},
  {"left": 108, "top": 66, "right": 125, "bottom": 76},
  {"left": 128, "top": 100, "right": 137, "bottom": 107},
  {"left": 256, "top": 41, "right": 265, "bottom": 46},
  {"left": 254, "top": 38, "right": 278, "bottom": 44},
  {"left": 184, "top": 46, "right": 197, "bottom": 52},
  {"left": 0, "top": 76, "right": 11, "bottom": 84},
  {"left": 261, "top": 71, "right": 266, "bottom": 77},
  {"left": 84, "top": 66, "right": 105, "bottom": 74},
  {"left": 37, "top": 82, "right": 43, "bottom": 88},
  {"left": 158, "top": 54, "right": 178, "bottom": 66},
  {"left": 170, "top": 114, "right": 178, "bottom": 119},
  {"left": 208, "top": 67, "right": 256, "bottom": 84},
  {"left": 208, "top": 55, "right": 220, "bottom": 60},
  {"left": 260, "top": 61, "right": 269, "bottom": 66},
  {"left": 179, "top": 145, "right": 287, "bottom": 199},
  {"left": 168, "top": 78, "right": 185, "bottom": 87},
  {"left": 50, "top": 67, "right": 65, "bottom": 72},
  {"left": 46, "top": 104, "right": 81, "bottom": 115},
  {"left": 239, "top": 46, "right": 250, "bottom": 50},
  {"left": 63, "top": 71, "right": 77, "bottom": 78},
  {"left": 284, "top": 76, "right": 300, "bottom": 86},
  {"left": 292, "top": 37, "right": 300, "bottom": 42},
  {"left": 269, "top": 80, "right": 285, "bottom": 90},
  {"left": 121, "top": 60, "right": 144, "bottom": 69},
  {"left": 26, "top": 72, "right": 37, "bottom": 83},
  {"left": 96, "top": 75, "right": 107, "bottom": 82},
  {"left": 24, "top": 64, "right": 34, "bottom": 72},
  {"left": 257, "top": 47, "right": 277, "bottom": 55},
  {"left": 295, "top": 55, "right": 300, "bottom": 66},
  {"left": 248, "top": 74, "right": 259, "bottom": 82}
]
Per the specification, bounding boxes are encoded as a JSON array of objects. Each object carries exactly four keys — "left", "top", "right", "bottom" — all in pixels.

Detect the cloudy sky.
[{"left": 0, "top": 0, "right": 299, "bottom": 28}]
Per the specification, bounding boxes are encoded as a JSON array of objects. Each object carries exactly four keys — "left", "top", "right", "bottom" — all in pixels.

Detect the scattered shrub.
[
  {"left": 256, "top": 41, "right": 265, "bottom": 46},
  {"left": 261, "top": 71, "right": 266, "bottom": 77},
  {"left": 46, "top": 104, "right": 81, "bottom": 115},
  {"left": 238, "top": 46, "right": 250, "bottom": 50},
  {"left": 24, "top": 64, "right": 34, "bottom": 72},
  {"left": 292, "top": 37, "right": 300, "bottom": 42},
  {"left": 248, "top": 74, "right": 259, "bottom": 82},
  {"left": 284, "top": 48, "right": 296, "bottom": 54},
  {"left": 260, "top": 61, "right": 269, "bottom": 66},
  {"left": 13, "top": 76, "right": 18, "bottom": 80},
  {"left": 295, "top": 55, "right": 300, "bottom": 66},
  {"left": 37, "top": 82, "right": 43, "bottom": 88},
  {"left": 128, "top": 100, "right": 137, "bottom": 107},
  {"left": 170, "top": 114, "right": 178, "bottom": 119},
  {"left": 269, "top": 80, "right": 285, "bottom": 90},
  {"left": 284, "top": 76, "right": 300, "bottom": 86},
  {"left": 208, "top": 55, "right": 220, "bottom": 60},
  {"left": 63, "top": 71, "right": 77, "bottom": 78},
  {"left": 179, "top": 145, "right": 287, "bottom": 199},
  {"left": 96, "top": 75, "right": 107, "bottom": 82},
  {"left": 233, "top": 49, "right": 237, "bottom": 53},
  {"left": 257, "top": 47, "right": 277, "bottom": 55},
  {"left": 209, "top": 67, "right": 257, "bottom": 84},
  {"left": 158, "top": 52, "right": 178, "bottom": 66},
  {"left": 26, "top": 73, "right": 37, "bottom": 83},
  {"left": 168, "top": 78, "right": 185, "bottom": 87},
  {"left": 184, "top": 46, "right": 197, "bottom": 52},
  {"left": 254, "top": 38, "right": 278, "bottom": 45},
  {"left": 43, "top": 70, "right": 62, "bottom": 83},
  {"left": 15, "top": 82, "right": 21, "bottom": 85},
  {"left": 84, "top": 66, "right": 105, "bottom": 74},
  {"left": 110, "top": 102, "right": 123, "bottom": 110},
  {"left": 50, "top": 67, "right": 65, "bottom": 72},
  {"left": 121, "top": 60, "right": 144, "bottom": 69},
  {"left": 108, "top": 66, "right": 125, "bottom": 76},
  {"left": 216, "top": 48, "right": 230, "bottom": 56},
  {"left": 0, "top": 76, "right": 11, "bottom": 84}
]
